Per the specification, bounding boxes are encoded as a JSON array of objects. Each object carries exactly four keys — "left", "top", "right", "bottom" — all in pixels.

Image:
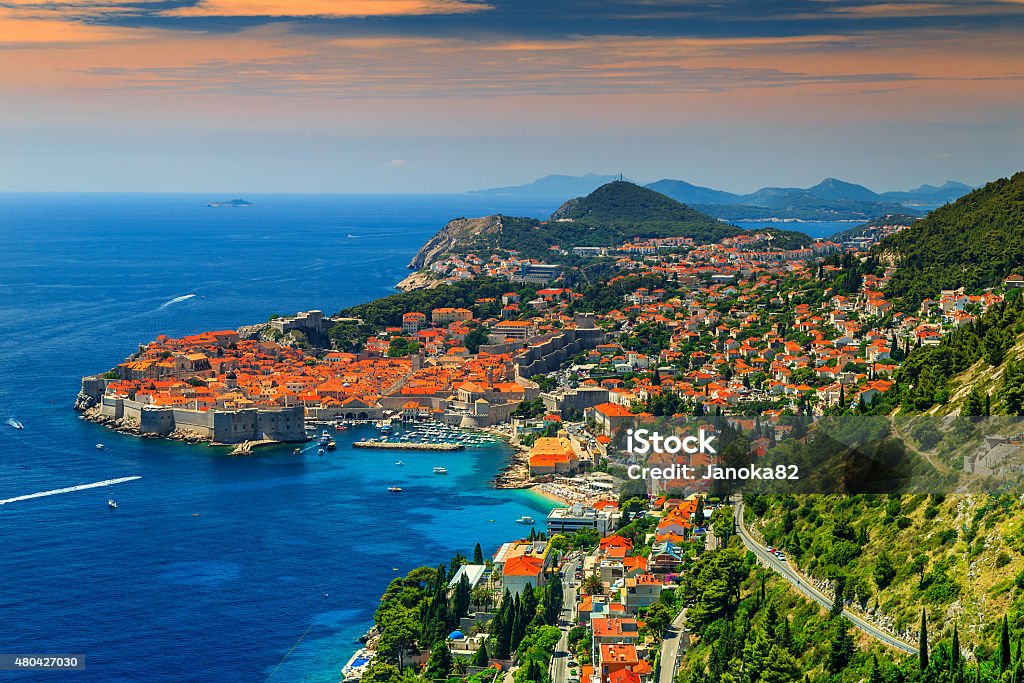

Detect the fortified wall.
[{"left": 82, "top": 377, "right": 305, "bottom": 443}]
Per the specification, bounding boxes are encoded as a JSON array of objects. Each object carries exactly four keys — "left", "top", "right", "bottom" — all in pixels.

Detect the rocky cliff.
[{"left": 407, "top": 215, "right": 505, "bottom": 269}]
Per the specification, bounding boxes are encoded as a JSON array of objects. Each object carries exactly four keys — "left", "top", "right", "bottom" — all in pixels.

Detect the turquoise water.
[{"left": 0, "top": 193, "right": 557, "bottom": 682}]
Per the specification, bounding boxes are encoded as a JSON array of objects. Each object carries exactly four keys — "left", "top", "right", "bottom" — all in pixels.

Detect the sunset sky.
[{"left": 2, "top": 0, "right": 1023, "bottom": 193}]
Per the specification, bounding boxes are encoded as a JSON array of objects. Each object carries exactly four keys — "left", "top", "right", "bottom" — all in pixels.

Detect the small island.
[{"left": 207, "top": 199, "right": 253, "bottom": 208}]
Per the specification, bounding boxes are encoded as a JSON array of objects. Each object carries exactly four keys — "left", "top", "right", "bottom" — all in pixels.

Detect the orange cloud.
[
  {"left": 0, "top": 8, "right": 148, "bottom": 44},
  {"left": 163, "top": 0, "right": 491, "bottom": 18}
]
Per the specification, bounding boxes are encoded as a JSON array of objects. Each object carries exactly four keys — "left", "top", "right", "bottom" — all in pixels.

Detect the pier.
[{"left": 353, "top": 441, "right": 464, "bottom": 451}]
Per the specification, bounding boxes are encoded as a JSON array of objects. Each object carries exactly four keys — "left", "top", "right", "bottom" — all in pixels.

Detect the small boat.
[
  {"left": 95, "top": 443, "right": 105, "bottom": 450},
  {"left": 293, "top": 448, "right": 302, "bottom": 455},
  {"left": 318, "top": 431, "right": 331, "bottom": 445},
  {"left": 318, "top": 448, "right": 325, "bottom": 455},
  {"left": 334, "top": 423, "right": 344, "bottom": 431},
  {"left": 395, "top": 461, "right": 404, "bottom": 466},
  {"left": 192, "top": 513, "right": 201, "bottom": 517},
  {"left": 326, "top": 440, "right": 337, "bottom": 451},
  {"left": 6, "top": 418, "right": 24, "bottom": 430},
  {"left": 388, "top": 486, "right": 402, "bottom": 493},
  {"left": 108, "top": 499, "right": 118, "bottom": 509},
  {"left": 516, "top": 516, "right": 535, "bottom": 524},
  {"left": 433, "top": 466, "right": 448, "bottom": 475}
]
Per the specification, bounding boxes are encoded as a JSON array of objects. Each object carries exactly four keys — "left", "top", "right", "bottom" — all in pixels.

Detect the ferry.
[
  {"left": 433, "top": 466, "right": 448, "bottom": 475},
  {"left": 516, "top": 516, "right": 535, "bottom": 524},
  {"left": 388, "top": 486, "right": 402, "bottom": 493},
  {"left": 108, "top": 499, "right": 118, "bottom": 509}
]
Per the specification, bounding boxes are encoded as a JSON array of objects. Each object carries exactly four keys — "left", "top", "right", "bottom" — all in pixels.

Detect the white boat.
[
  {"left": 433, "top": 466, "right": 448, "bottom": 475},
  {"left": 395, "top": 461, "right": 404, "bottom": 466},
  {"left": 6, "top": 418, "right": 24, "bottom": 430},
  {"left": 108, "top": 499, "right": 118, "bottom": 509},
  {"left": 318, "top": 448, "right": 325, "bottom": 455},
  {"left": 388, "top": 486, "right": 402, "bottom": 493},
  {"left": 293, "top": 448, "right": 302, "bottom": 455},
  {"left": 516, "top": 516, "right": 535, "bottom": 524},
  {"left": 318, "top": 431, "right": 331, "bottom": 445},
  {"left": 95, "top": 443, "right": 105, "bottom": 450}
]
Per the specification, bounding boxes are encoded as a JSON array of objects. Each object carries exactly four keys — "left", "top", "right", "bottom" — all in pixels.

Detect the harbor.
[{"left": 353, "top": 441, "right": 464, "bottom": 451}]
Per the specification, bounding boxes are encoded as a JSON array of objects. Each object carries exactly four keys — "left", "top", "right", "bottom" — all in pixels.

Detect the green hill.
[
  {"left": 882, "top": 171, "right": 1024, "bottom": 310},
  {"left": 548, "top": 180, "right": 742, "bottom": 244}
]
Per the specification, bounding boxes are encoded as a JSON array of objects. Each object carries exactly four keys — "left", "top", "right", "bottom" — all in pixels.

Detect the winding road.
[{"left": 732, "top": 498, "right": 916, "bottom": 655}]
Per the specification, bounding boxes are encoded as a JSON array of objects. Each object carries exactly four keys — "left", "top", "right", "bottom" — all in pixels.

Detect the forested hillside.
[{"left": 882, "top": 172, "right": 1024, "bottom": 310}]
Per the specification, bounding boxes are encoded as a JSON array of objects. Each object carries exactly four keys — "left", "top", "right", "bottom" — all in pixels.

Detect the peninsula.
[{"left": 74, "top": 172, "right": 1024, "bottom": 683}]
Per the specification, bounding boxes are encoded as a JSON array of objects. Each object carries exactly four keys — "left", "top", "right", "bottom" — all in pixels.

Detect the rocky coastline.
[{"left": 79, "top": 405, "right": 211, "bottom": 445}]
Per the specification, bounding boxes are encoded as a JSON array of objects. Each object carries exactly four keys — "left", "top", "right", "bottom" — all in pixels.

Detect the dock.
[{"left": 353, "top": 441, "right": 464, "bottom": 451}]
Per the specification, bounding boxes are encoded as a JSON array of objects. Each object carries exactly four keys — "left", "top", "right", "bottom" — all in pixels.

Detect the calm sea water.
[{"left": 0, "top": 194, "right": 560, "bottom": 682}]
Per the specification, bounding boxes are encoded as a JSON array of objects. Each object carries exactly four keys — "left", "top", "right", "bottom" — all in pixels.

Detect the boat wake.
[
  {"left": 0, "top": 476, "right": 142, "bottom": 506},
  {"left": 158, "top": 293, "right": 196, "bottom": 310}
]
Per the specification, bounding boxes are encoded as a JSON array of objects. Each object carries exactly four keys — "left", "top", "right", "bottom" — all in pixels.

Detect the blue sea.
[{"left": 0, "top": 194, "right": 561, "bottom": 682}]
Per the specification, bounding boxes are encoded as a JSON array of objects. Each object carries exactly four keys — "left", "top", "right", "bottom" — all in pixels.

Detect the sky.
[{"left": 1, "top": 0, "right": 1023, "bottom": 194}]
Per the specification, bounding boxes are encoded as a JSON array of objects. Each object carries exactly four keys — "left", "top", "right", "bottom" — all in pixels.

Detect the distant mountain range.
[{"left": 471, "top": 174, "right": 975, "bottom": 221}]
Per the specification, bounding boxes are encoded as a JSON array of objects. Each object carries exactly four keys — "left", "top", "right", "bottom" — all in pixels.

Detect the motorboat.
[
  {"left": 95, "top": 443, "right": 106, "bottom": 450},
  {"left": 433, "top": 467, "right": 448, "bottom": 475},
  {"left": 395, "top": 461, "right": 404, "bottom": 466},
  {"left": 516, "top": 516, "right": 535, "bottom": 524},
  {"left": 326, "top": 440, "right": 337, "bottom": 451},
  {"left": 108, "top": 499, "right": 118, "bottom": 509},
  {"left": 293, "top": 447, "right": 302, "bottom": 455},
  {"left": 6, "top": 418, "right": 24, "bottom": 430},
  {"left": 318, "top": 431, "right": 331, "bottom": 445},
  {"left": 388, "top": 486, "right": 402, "bottom": 493},
  {"left": 318, "top": 448, "right": 325, "bottom": 455}
]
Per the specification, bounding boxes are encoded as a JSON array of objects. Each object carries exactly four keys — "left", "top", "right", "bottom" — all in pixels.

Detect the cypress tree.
[
  {"left": 473, "top": 543, "right": 484, "bottom": 565},
  {"left": 1002, "top": 615, "right": 1012, "bottom": 673},
  {"left": 868, "top": 653, "right": 883, "bottom": 683},
  {"left": 919, "top": 609, "right": 929, "bottom": 671},
  {"left": 951, "top": 623, "right": 960, "bottom": 672},
  {"left": 470, "top": 640, "right": 489, "bottom": 668}
]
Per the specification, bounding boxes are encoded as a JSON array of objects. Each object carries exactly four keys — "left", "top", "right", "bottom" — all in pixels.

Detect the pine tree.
[
  {"left": 920, "top": 609, "right": 929, "bottom": 671},
  {"left": 827, "top": 619, "right": 855, "bottom": 673},
  {"left": 424, "top": 640, "right": 454, "bottom": 681}
]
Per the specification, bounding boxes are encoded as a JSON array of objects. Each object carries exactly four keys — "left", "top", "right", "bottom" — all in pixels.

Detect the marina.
[{"left": 353, "top": 441, "right": 464, "bottom": 451}]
